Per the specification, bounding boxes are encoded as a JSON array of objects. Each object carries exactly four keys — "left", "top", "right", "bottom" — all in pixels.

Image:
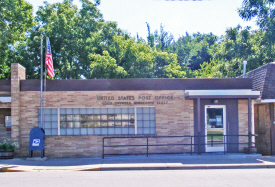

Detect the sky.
[{"left": 26, "top": 0, "right": 258, "bottom": 40}]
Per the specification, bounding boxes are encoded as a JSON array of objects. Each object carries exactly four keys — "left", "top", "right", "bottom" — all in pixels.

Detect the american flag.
[{"left": 45, "top": 38, "right": 54, "bottom": 78}]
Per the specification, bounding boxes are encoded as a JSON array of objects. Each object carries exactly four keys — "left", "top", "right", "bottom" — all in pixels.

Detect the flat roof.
[{"left": 20, "top": 78, "right": 253, "bottom": 91}]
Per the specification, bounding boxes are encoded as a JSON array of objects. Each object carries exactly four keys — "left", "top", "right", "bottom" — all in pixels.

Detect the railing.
[{"left": 102, "top": 134, "right": 258, "bottom": 159}]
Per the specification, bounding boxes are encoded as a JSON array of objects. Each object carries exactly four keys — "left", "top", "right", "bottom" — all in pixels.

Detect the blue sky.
[{"left": 26, "top": 0, "right": 258, "bottom": 40}]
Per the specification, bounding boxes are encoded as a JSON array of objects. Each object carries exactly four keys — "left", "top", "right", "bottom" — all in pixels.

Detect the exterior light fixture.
[{"left": 212, "top": 100, "right": 218, "bottom": 104}]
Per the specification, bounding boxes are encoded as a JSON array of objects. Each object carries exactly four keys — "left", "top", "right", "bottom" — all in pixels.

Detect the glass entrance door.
[{"left": 205, "top": 105, "right": 226, "bottom": 152}]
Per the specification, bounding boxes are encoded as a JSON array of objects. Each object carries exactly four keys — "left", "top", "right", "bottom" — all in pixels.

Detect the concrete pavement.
[{"left": 1, "top": 153, "right": 275, "bottom": 172}]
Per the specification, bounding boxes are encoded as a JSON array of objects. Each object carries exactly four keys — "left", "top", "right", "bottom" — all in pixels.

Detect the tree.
[
  {"left": 169, "top": 32, "right": 217, "bottom": 72},
  {"left": 146, "top": 22, "right": 154, "bottom": 48},
  {"left": 197, "top": 25, "right": 267, "bottom": 78},
  {"left": 89, "top": 51, "right": 127, "bottom": 79},
  {"left": 111, "top": 35, "right": 155, "bottom": 78},
  {"left": 194, "top": 60, "right": 223, "bottom": 78},
  {"left": 0, "top": 0, "right": 34, "bottom": 79},
  {"left": 238, "top": 0, "right": 275, "bottom": 61},
  {"left": 154, "top": 24, "right": 174, "bottom": 51},
  {"left": 153, "top": 50, "right": 185, "bottom": 78},
  {"left": 15, "top": 0, "right": 123, "bottom": 79}
]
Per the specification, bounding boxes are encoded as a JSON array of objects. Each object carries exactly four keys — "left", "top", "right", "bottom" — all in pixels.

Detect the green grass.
[{"left": 207, "top": 130, "right": 223, "bottom": 141}]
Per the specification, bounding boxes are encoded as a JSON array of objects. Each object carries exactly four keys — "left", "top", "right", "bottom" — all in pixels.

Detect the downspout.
[
  {"left": 270, "top": 103, "right": 275, "bottom": 155},
  {"left": 248, "top": 97, "right": 252, "bottom": 154},
  {"left": 197, "top": 98, "right": 201, "bottom": 155},
  {"left": 243, "top": 60, "right": 247, "bottom": 78},
  {"left": 251, "top": 99, "right": 255, "bottom": 146}
]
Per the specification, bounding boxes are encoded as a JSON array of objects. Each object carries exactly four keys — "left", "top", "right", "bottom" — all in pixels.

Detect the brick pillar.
[
  {"left": 11, "top": 63, "right": 26, "bottom": 150},
  {"left": 238, "top": 99, "right": 249, "bottom": 152}
]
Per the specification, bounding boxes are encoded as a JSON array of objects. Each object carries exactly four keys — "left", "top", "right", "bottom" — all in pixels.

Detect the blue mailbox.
[{"left": 29, "top": 127, "right": 45, "bottom": 158}]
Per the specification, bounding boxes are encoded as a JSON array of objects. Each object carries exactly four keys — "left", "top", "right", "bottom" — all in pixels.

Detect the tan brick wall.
[
  {"left": 11, "top": 63, "right": 25, "bottom": 156},
  {"left": 238, "top": 99, "right": 249, "bottom": 152},
  {"left": 10, "top": 67, "right": 250, "bottom": 157},
  {"left": 16, "top": 89, "right": 251, "bottom": 157},
  {"left": 18, "top": 90, "right": 194, "bottom": 157},
  {"left": 45, "top": 136, "right": 103, "bottom": 158},
  {"left": 103, "top": 136, "right": 193, "bottom": 156}
]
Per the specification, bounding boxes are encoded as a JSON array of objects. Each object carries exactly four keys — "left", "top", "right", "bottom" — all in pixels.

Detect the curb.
[
  {"left": 2, "top": 164, "right": 275, "bottom": 172},
  {"left": 99, "top": 164, "right": 275, "bottom": 171},
  {"left": 77, "top": 168, "right": 101, "bottom": 171},
  {"left": 0, "top": 167, "right": 102, "bottom": 172}
]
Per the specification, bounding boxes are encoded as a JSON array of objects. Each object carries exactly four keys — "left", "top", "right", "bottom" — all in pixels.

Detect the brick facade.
[
  {"left": 1, "top": 63, "right": 256, "bottom": 158},
  {"left": 18, "top": 90, "right": 194, "bottom": 157},
  {"left": 238, "top": 99, "right": 249, "bottom": 152},
  {"left": 11, "top": 64, "right": 25, "bottom": 155}
]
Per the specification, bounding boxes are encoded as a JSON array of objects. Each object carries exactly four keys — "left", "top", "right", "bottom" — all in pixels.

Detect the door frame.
[{"left": 205, "top": 105, "right": 226, "bottom": 152}]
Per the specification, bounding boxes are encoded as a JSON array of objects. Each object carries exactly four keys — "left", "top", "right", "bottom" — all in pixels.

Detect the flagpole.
[
  {"left": 44, "top": 38, "right": 48, "bottom": 129},
  {"left": 40, "top": 34, "right": 44, "bottom": 129},
  {"left": 44, "top": 38, "right": 48, "bottom": 92}
]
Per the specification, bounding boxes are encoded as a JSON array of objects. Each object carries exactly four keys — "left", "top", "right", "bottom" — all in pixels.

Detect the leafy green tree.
[
  {"left": 196, "top": 25, "right": 270, "bottom": 78},
  {"left": 15, "top": 0, "right": 122, "bottom": 79},
  {"left": 111, "top": 35, "right": 155, "bottom": 78},
  {"left": 153, "top": 50, "right": 185, "bottom": 78},
  {"left": 169, "top": 32, "right": 217, "bottom": 72},
  {"left": 238, "top": 0, "right": 275, "bottom": 61},
  {"left": 194, "top": 60, "right": 223, "bottom": 78},
  {"left": 34, "top": 0, "right": 103, "bottom": 79},
  {"left": 0, "top": 0, "right": 34, "bottom": 79},
  {"left": 146, "top": 22, "right": 155, "bottom": 48},
  {"left": 154, "top": 24, "right": 174, "bottom": 51},
  {"left": 89, "top": 51, "right": 127, "bottom": 79}
]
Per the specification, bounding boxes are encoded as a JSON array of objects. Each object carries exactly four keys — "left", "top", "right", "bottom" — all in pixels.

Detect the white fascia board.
[
  {"left": 185, "top": 89, "right": 260, "bottom": 96},
  {"left": 0, "top": 97, "right": 11, "bottom": 103},
  {"left": 258, "top": 99, "right": 275, "bottom": 103}
]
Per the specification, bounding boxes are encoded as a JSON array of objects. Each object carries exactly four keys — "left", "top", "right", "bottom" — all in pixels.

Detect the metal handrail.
[{"left": 102, "top": 134, "right": 257, "bottom": 159}]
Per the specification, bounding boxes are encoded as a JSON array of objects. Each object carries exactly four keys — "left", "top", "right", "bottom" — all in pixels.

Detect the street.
[{"left": 1, "top": 169, "right": 275, "bottom": 187}]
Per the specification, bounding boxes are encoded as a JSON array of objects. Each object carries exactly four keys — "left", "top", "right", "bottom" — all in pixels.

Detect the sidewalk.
[{"left": 1, "top": 153, "right": 275, "bottom": 172}]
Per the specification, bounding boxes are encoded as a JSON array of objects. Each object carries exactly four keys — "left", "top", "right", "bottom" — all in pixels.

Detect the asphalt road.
[{"left": 1, "top": 169, "right": 275, "bottom": 187}]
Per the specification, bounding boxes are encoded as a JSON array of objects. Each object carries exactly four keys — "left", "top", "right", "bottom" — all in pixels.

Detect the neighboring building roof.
[
  {"left": 20, "top": 78, "right": 253, "bottom": 91},
  {"left": 244, "top": 62, "right": 275, "bottom": 99}
]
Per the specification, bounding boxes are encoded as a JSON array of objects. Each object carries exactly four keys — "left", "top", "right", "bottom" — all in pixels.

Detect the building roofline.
[{"left": 20, "top": 78, "right": 253, "bottom": 91}]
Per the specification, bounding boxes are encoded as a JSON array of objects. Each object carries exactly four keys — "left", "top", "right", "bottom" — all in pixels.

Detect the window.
[
  {"left": 137, "top": 107, "right": 156, "bottom": 134},
  {"left": 38, "top": 108, "right": 58, "bottom": 135},
  {"left": 5, "top": 116, "right": 11, "bottom": 127},
  {"left": 39, "top": 107, "right": 155, "bottom": 136}
]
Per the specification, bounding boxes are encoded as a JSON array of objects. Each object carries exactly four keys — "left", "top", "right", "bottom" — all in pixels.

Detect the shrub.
[{"left": 0, "top": 139, "right": 18, "bottom": 151}]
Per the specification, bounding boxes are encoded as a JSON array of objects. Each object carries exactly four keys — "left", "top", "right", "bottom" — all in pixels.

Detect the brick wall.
[
  {"left": 11, "top": 63, "right": 25, "bottom": 156},
  {"left": 10, "top": 64, "right": 253, "bottom": 157},
  {"left": 16, "top": 89, "right": 252, "bottom": 157},
  {"left": 238, "top": 99, "right": 249, "bottom": 152},
  {"left": 18, "top": 90, "right": 194, "bottom": 158}
]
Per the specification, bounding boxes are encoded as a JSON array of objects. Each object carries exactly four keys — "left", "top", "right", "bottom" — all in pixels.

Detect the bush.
[{"left": 0, "top": 139, "right": 18, "bottom": 151}]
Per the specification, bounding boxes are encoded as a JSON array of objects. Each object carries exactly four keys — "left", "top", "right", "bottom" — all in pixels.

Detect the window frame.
[{"left": 40, "top": 107, "right": 156, "bottom": 136}]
